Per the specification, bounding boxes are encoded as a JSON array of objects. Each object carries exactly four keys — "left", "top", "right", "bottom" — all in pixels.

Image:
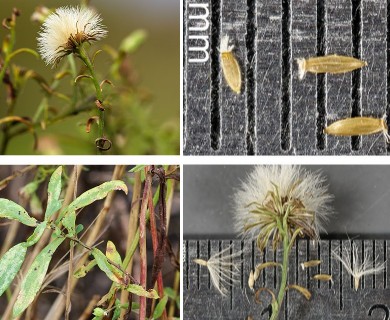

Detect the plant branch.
[
  {"left": 119, "top": 171, "right": 142, "bottom": 320},
  {"left": 43, "top": 165, "right": 126, "bottom": 320},
  {"left": 139, "top": 166, "right": 152, "bottom": 320},
  {"left": 76, "top": 44, "right": 106, "bottom": 153}
]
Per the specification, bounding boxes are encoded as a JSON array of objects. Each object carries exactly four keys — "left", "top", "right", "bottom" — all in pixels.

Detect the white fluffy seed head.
[
  {"left": 37, "top": 6, "right": 107, "bottom": 66},
  {"left": 233, "top": 165, "right": 334, "bottom": 244}
]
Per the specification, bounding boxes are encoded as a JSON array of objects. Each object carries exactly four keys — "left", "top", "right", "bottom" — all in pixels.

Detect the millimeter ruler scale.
[
  {"left": 183, "top": 239, "right": 390, "bottom": 319},
  {"left": 184, "top": 0, "right": 390, "bottom": 156}
]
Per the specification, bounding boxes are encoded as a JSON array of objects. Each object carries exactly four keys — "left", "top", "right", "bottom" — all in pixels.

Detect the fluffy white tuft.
[
  {"left": 194, "top": 245, "right": 241, "bottom": 296},
  {"left": 332, "top": 241, "right": 385, "bottom": 291},
  {"left": 37, "top": 6, "right": 107, "bottom": 66},
  {"left": 219, "top": 35, "right": 234, "bottom": 53},
  {"left": 233, "top": 165, "right": 334, "bottom": 241},
  {"left": 297, "top": 58, "right": 307, "bottom": 80}
]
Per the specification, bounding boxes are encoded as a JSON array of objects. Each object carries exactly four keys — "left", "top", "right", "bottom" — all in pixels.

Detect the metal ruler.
[
  {"left": 184, "top": 239, "right": 390, "bottom": 319},
  {"left": 184, "top": 0, "right": 390, "bottom": 155}
]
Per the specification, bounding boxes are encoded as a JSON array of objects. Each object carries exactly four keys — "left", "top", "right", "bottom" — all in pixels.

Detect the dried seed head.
[
  {"left": 297, "top": 54, "right": 367, "bottom": 80},
  {"left": 194, "top": 245, "right": 241, "bottom": 296},
  {"left": 324, "top": 116, "right": 390, "bottom": 142},
  {"left": 37, "top": 6, "right": 107, "bottom": 66},
  {"left": 233, "top": 166, "right": 334, "bottom": 251},
  {"left": 219, "top": 35, "right": 241, "bottom": 94},
  {"left": 331, "top": 241, "right": 385, "bottom": 291}
]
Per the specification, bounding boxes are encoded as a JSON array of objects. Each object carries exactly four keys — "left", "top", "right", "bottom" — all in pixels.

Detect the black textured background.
[{"left": 184, "top": 0, "right": 390, "bottom": 155}]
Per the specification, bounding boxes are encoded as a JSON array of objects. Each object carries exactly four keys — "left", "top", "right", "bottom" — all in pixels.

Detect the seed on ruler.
[
  {"left": 313, "top": 274, "right": 333, "bottom": 283},
  {"left": 300, "top": 260, "right": 321, "bottom": 270},
  {"left": 220, "top": 35, "right": 241, "bottom": 94},
  {"left": 324, "top": 116, "right": 390, "bottom": 142},
  {"left": 297, "top": 54, "right": 367, "bottom": 80},
  {"left": 248, "top": 270, "right": 255, "bottom": 291}
]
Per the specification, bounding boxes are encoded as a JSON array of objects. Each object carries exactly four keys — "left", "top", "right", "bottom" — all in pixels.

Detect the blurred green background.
[{"left": 1, "top": 0, "right": 179, "bottom": 154}]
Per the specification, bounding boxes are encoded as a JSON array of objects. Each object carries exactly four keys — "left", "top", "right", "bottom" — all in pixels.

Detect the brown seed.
[
  {"left": 324, "top": 116, "right": 390, "bottom": 142},
  {"left": 220, "top": 35, "right": 241, "bottom": 94},
  {"left": 297, "top": 54, "right": 367, "bottom": 80}
]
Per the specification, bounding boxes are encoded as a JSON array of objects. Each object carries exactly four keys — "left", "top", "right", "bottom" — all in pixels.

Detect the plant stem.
[
  {"left": 76, "top": 44, "right": 105, "bottom": 153},
  {"left": 270, "top": 222, "right": 290, "bottom": 320},
  {"left": 139, "top": 167, "right": 152, "bottom": 320}
]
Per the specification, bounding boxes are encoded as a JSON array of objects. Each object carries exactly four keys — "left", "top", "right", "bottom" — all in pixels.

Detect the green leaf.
[
  {"left": 126, "top": 284, "right": 159, "bottom": 299},
  {"left": 26, "top": 222, "right": 47, "bottom": 247},
  {"left": 73, "top": 259, "right": 97, "bottom": 278},
  {"left": 19, "top": 181, "right": 39, "bottom": 199},
  {"left": 152, "top": 295, "right": 168, "bottom": 319},
  {"left": 13, "top": 237, "right": 64, "bottom": 317},
  {"left": 119, "top": 30, "right": 147, "bottom": 54},
  {"left": 58, "top": 180, "right": 128, "bottom": 221},
  {"left": 91, "top": 248, "right": 124, "bottom": 285},
  {"left": 44, "top": 166, "right": 63, "bottom": 221},
  {"left": 76, "top": 224, "right": 84, "bottom": 234},
  {"left": 93, "top": 307, "right": 106, "bottom": 317},
  {"left": 0, "top": 199, "right": 37, "bottom": 227},
  {"left": 164, "top": 287, "right": 177, "bottom": 300},
  {"left": 0, "top": 243, "right": 27, "bottom": 296},
  {"left": 106, "top": 241, "right": 122, "bottom": 266},
  {"left": 30, "top": 193, "right": 43, "bottom": 216},
  {"left": 62, "top": 210, "right": 76, "bottom": 237},
  {"left": 129, "top": 165, "right": 146, "bottom": 173}
]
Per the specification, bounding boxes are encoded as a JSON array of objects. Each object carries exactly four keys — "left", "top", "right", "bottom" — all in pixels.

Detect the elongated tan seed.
[
  {"left": 220, "top": 35, "right": 241, "bottom": 94},
  {"left": 297, "top": 54, "right": 367, "bottom": 79},
  {"left": 300, "top": 259, "right": 322, "bottom": 270},
  {"left": 324, "top": 117, "right": 390, "bottom": 142},
  {"left": 313, "top": 274, "right": 333, "bottom": 283}
]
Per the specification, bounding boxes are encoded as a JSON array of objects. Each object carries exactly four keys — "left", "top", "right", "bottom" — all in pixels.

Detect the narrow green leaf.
[
  {"left": 13, "top": 237, "right": 64, "bottom": 317},
  {"left": 126, "top": 284, "right": 159, "bottom": 299},
  {"left": 106, "top": 241, "right": 122, "bottom": 266},
  {"left": 62, "top": 210, "right": 76, "bottom": 237},
  {"left": 19, "top": 181, "right": 39, "bottom": 199},
  {"left": 26, "top": 222, "right": 47, "bottom": 247},
  {"left": 0, "top": 243, "right": 27, "bottom": 296},
  {"left": 152, "top": 295, "right": 168, "bottom": 319},
  {"left": 58, "top": 180, "right": 128, "bottom": 221},
  {"left": 91, "top": 248, "right": 124, "bottom": 284},
  {"left": 0, "top": 199, "right": 37, "bottom": 227},
  {"left": 30, "top": 193, "right": 43, "bottom": 216},
  {"left": 164, "top": 287, "right": 176, "bottom": 300},
  {"left": 44, "top": 166, "right": 63, "bottom": 221},
  {"left": 129, "top": 165, "right": 146, "bottom": 173},
  {"left": 73, "top": 259, "right": 97, "bottom": 278}
]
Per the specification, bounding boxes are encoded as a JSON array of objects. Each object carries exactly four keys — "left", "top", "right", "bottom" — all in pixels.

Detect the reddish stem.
[{"left": 148, "top": 190, "right": 167, "bottom": 320}]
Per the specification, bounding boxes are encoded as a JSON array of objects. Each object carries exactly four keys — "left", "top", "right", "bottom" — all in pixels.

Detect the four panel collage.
[{"left": 0, "top": 0, "right": 389, "bottom": 319}]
